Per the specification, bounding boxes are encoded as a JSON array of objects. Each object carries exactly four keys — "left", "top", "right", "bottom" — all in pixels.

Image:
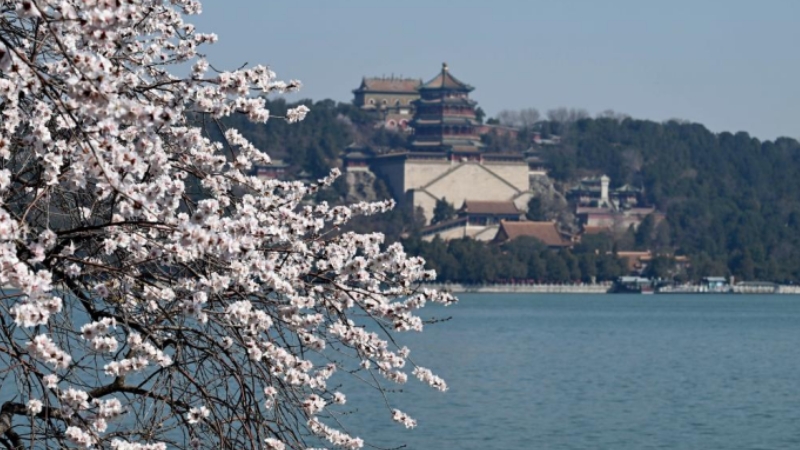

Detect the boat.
[{"left": 610, "top": 276, "right": 655, "bottom": 294}]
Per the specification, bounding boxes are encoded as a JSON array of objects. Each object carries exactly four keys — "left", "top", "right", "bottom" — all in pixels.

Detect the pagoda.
[{"left": 410, "top": 63, "right": 483, "bottom": 154}]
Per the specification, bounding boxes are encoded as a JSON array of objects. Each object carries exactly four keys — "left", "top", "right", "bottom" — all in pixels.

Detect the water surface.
[{"left": 342, "top": 294, "right": 800, "bottom": 450}]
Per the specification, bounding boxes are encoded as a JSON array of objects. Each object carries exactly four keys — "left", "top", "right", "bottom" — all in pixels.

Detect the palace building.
[
  {"left": 410, "top": 63, "right": 483, "bottom": 154},
  {"left": 350, "top": 64, "right": 534, "bottom": 225},
  {"left": 352, "top": 76, "right": 421, "bottom": 130}
]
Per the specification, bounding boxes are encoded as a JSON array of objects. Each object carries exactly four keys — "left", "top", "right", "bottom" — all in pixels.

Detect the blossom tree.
[{"left": 0, "top": 1, "right": 455, "bottom": 448}]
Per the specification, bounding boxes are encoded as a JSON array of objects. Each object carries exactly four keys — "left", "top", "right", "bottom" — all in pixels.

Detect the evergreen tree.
[{"left": 432, "top": 198, "right": 457, "bottom": 225}]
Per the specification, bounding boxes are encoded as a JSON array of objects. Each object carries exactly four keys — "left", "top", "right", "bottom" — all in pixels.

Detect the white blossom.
[
  {"left": 43, "top": 374, "right": 59, "bottom": 389},
  {"left": 391, "top": 409, "right": 417, "bottom": 429},
  {"left": 263, "top": 438, "right": 285, "bottom": 450},
  {"left": 332, "top": 392, "right": 346, "bottom": 405},
  {"left": 0, "top": 1, "right": 455, "bottom": 448},
  {"left": 26, "top": 335, "right": 71, "bottom": 369},
  {"left": 27, "top": 399, "right": 43, "bottom": 415},
  {"left": 413, "top": 367, "right": 448, "bottom": 392},
  {"left": 286, "top": 105, "right": 310, "bottom": 123},
  {"left": 65, "top": 426, "right": 96, "bottom": 448},
  {"left": 110, "top": 440, "right": 167, "bottom": 450},
  {"left": 186, "top": 406, "right": 210, "bottom": 424}
]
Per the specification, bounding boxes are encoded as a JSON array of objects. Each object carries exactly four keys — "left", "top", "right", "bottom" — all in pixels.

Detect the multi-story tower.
[{"left": 410, "top": 63, "right": 483, "bottom": 154}]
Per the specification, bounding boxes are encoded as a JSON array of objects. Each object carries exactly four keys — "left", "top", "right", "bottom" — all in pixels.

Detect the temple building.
[
  {"left": 351, "top": 64, "right": 533, "bottom": 224},
  {"left": 410, "top": 63, "right": 483, "bottom": 154},
  {"left": 567, "top": 175, "right": 661, "bottom": 233},
  {"left": 352, "top": 76, "right": 421, "bottom": 130},
  {"left": 567, "top": 175, "right": 642, "bottom": 209},
  {"left": 419, "top": 200, "right": 524, "bottom": 242},
  {"left": 493, "top": 220, "right": 573, "bottom": 248}
]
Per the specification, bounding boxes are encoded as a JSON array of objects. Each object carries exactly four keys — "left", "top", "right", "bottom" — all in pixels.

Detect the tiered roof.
[
  {"left": 420, "top": 63, "right": 474, "bottom": 92},
  {"left": 413, "top": 117, "right": 479, "bottom": 126},
  {"left": 416, "top": 96, "right": 476, "bottom": 106},
  {"left": 411, "top": 63, "right": 482, "bottom": 153}
]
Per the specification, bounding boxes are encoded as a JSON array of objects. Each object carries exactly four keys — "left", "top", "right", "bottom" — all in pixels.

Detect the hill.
[
  {"left": 211, "top": 99, "right": 800, "bottom": 283},
  {"left": 541, "top": 118, "right": 800, "bottom": 282}
]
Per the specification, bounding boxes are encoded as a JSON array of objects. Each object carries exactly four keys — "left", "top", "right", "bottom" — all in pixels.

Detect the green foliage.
[
  {"left": 215, "top": 95, "right": 800, "bottom": 283},
  {"left": 404, "top": 235, "right": 627, "bottom": 284},
  {"left": 542, "top": 118, "right": 800, "bottom": 282},
  {"left": 481, "top": 129, "right": 527, "bottom": 153},
  {"left": 643, "top": 255, "right": 676, "bottom": 279},
  {"left": 206, "top": 98, "right": 360, "bottom": 179},
  {"left": 526, "top": 197, "right": 546, "bottom": 221},
  {"left": 345, "top": 205, "right": 424, "bottom": 244},
  {"left": 475, "top": 107, "right": 486, "bottom": 124},
  {"left": 431, "top": 198, "right": 456, "bottom": 225}
]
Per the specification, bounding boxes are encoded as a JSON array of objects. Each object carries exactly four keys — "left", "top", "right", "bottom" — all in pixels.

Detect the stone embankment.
[
  {"left": 424, "top": 283, "right": 800, "bottom": 295},
  {"left": 422, "top": 282, "right": 611, "bottom": 294},
  {"left": 776, "top": 285, "right": 800, "bottom": 294}
]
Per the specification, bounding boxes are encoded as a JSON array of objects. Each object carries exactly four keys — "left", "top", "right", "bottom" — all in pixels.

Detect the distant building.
[
  {"left": 575, "top": 206, "right": 661, "bottom": 232},
  {"left": 363, "top": 65, "right": 532, "bottom": 224},
  {"left": 420, "top": 200, "right": 523, "bottom": 242},
  {"left": 524, "top": 148, "right": 549, "bottom": 176},
  {"left": 568, "top": 175, "right": 659, "bottom": 233},
  {"left": 352, "top": 76, "right": 421, "bottom": 112},
  {"left": 252, "top": 160, "right": 289, "bottom": 180},
  {"left": 410, "top": 63, "right": 483, "bottom": 154},
  {"left": 703, "top": 276, "right": 729, "bottom": 291},
  {"left": 372, "top": 151, "right": 531, "bottom": 224},
  {"left": 460, "top": 200, "right": 523, "bottom": 225},
  {"left": 568, "top": 175, "right": 641, "bottom": 209},
  {"left": 532, "top": 132, "right": 561, "bottom": 146},
  {"left": 493, "top": 220, "right": 572, "bottom": 248},
  {"left": 352, "top": 76, "right": 421, "bottom": 130},
  {"left": 342, "top": 145, "right": 373, "bottom": 173}
]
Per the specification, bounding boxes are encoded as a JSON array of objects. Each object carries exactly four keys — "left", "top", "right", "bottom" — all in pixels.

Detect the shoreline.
[
  {"left": 422, "top": 283, "right": 800, "bottom": 295},
  {"left": 6, "top": 283, "right": 800, "bottom": 295},
  {"left": 422, "top": 283, "right": 611, "bottom": 294}
]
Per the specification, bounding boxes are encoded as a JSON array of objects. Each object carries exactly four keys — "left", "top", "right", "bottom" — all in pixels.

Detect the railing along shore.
[
  {"left": 421, "top": 282, "right": 612, "bottom": 294},
  {"left": 421, "top": 282, "right": 800, "bottom": 294}
]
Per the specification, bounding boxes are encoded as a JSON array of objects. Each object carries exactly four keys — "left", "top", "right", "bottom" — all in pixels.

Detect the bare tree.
[
  {"left": 519, "top": 108, "right": 541, "bottom": 129},
  {"left": 0, "top": 2, "right": 454, "bottom": 449},
  {"left": 495, "top": 108, "right": 540, "bottom": 129},
  {"left": 496, "top": 109, "right": 521, "bottom": 128},
  {"left": 546, "top": 107, "right": 590, "bottom": 124}
]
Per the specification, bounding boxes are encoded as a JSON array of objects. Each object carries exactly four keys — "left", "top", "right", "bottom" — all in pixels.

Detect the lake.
[{"left": 340, "top": 293, "right": 800, "bottom": 450}]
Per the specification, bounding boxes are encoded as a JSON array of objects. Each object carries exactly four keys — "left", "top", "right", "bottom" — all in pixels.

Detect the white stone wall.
[
  {"left": 467, "top": 224, "right": 499, "bottom": 241},
  {"left": 421, "top": 225, "right": 467, "bottom": 242},
  {"left": 403, "top": 159, "right": 452, "bottom": 191},
  {"left": 406, "top": 160, "right": 528, "bottom": 222},
  {"left": 374, "top": 156, "right": 531, "bottom": 224},
  {"left": 421, "top": 223, "right": 499, "bottom": 242}
]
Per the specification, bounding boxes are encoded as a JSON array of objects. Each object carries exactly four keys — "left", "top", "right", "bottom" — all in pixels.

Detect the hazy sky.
[{"left": 192, "top": 1, "right": 799, "bottom": 141}]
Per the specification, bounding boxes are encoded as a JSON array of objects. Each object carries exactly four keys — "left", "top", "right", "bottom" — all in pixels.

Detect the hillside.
[
  {"left": 541, "top": 118, "right": 800, "bottom": 282},
  {"left": 212, "top": 99, "right": 800, "bottom": 283}
]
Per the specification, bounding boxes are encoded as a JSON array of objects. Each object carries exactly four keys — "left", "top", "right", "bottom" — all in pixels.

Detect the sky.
[{"left": 192, "top": 0, "right": 800, "bottom": 141}]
